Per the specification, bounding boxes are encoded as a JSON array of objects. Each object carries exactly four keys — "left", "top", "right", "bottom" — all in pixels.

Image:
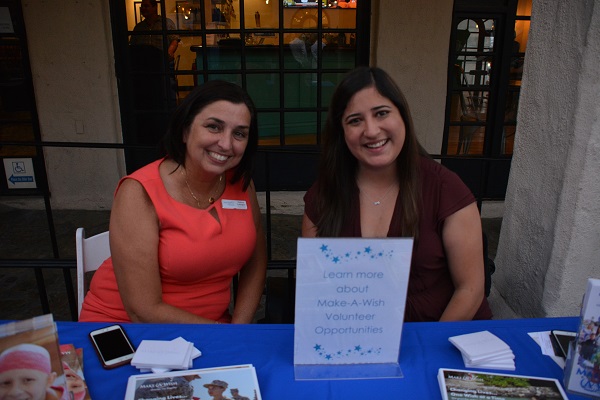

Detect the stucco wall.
[
  {"left": 374, "top": 0, "right": 453, "bottom": 153},
  {"left": 21, "top": 0, "right": 124, "bottom": 210},
  {"left": 494, "top": 1, "right": 600, "bottom": 317}
]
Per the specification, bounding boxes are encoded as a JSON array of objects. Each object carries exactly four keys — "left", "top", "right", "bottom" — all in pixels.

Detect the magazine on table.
[
  {"left": 0, "top": 314, "right": 77, "bottom": 400},
  {"left": 438, "top": 368, "right": 568, "bottom": 400},
  {"left": 124, "top": 364, "right": 262, "bottom": 400}
]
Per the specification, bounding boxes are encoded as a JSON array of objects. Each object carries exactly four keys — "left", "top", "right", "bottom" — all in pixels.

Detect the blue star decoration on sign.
[
  {"left": 312, "top": 343, "right": 382, "bottom": 361},
  {"left": 318, "top": 244, "right": 394, "bottom": 265}
]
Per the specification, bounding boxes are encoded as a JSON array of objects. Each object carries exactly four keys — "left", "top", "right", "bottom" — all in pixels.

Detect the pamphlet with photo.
[
  {"left": 124, "top": 364, "right": 261, "bottom": 400},
  {"left": 438, "top": 368, "right": 568, "bottom": 400},
  {"left": 0, "top": 314, "right": 73, "bottom": 400}
]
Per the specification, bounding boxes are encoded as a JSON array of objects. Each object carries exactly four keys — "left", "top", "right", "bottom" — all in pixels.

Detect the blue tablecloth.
[{"left": 56, "top": 317, "right": 585, "bottom": 399}]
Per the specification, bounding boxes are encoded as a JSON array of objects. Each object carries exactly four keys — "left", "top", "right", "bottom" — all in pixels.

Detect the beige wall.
[
  {"left": 375, "top": 0, "right": 453, "bottom": 152},
  {"left": 21, "top": 0, "right": 124, "bottom": 210},
  {"left": 494, "top": 0, "right": 600, "bottom": 317}
]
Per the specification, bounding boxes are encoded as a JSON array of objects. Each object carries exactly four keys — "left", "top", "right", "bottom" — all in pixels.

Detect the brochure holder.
[
  {"left": 293, "top": 238, "right": 413, "bottom": 380},
  {"left": 564, "top": 278, "right": 600, "bottom": 398}
]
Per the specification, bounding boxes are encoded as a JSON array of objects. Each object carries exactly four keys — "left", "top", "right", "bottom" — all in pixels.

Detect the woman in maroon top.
[{"left": 302, "top": 67, "right": 492, "bottom": 322}]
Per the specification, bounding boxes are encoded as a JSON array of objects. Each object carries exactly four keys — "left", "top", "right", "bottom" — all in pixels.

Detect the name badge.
[{"left": 221, "top": 199, "right": 248, "bottom": 210}]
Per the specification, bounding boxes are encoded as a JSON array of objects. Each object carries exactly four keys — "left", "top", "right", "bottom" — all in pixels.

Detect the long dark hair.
[
  {"left": 315, "top": 66, "right": 425, "bottom": 237},
  {"left": 163, "top": 80, "right": 258, "bottom": 189}
]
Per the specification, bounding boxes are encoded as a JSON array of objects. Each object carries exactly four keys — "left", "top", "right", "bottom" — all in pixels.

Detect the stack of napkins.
[
  {"left": 449, "top": 330, "right": 515, "bottom": 370},
  {"left": 131, "top": 337, "right": 202, "bottom": 373}
]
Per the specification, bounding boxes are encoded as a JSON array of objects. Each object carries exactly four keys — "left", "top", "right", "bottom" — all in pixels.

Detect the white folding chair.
[{"left": 76, "top": 227, "right": 110, "bottom": 318}]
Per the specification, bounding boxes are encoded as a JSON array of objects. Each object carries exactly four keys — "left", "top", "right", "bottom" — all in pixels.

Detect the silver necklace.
[
  {"left": 183, "top": 169, "right": 223, "bottom": 207},
  {"left": 359, "top": 182, "right": 397, "bottom": 206}
]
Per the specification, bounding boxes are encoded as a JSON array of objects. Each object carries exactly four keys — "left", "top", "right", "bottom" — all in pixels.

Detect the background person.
[
  {"left": 130, "top": 0, "right": 179, "bottom": 61},
  {"left": 302, "top": 66, "right": 492, "bottom": 322},
  {"left": 80, "top": 81, "right": 267, "bottom": 324},
  {"left": 130, "top": 0, "right": 180, "bottom": 111}
]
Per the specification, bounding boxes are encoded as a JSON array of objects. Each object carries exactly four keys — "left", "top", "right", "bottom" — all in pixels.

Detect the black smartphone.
[
  {"left": 551, "top": 329, "right": 576, "bottom": 358},
  {"left": 88, "top": 324, "right": 136, "bottom": 369}
]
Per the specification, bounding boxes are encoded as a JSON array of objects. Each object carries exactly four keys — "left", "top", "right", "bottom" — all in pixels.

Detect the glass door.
[
  {"left": 442, "top": 0, "right": 530, "bottom": 200},
  {"left": 447, "top": 17, "right": 496, "bottom": 156},
  {"left": 110, "top": 0, "right": 369, "bottom": 175}
]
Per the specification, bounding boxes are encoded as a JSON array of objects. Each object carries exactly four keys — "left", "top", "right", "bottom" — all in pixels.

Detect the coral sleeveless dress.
[{"left": 80, "top": 159, "right": 256, "bottom": 322}]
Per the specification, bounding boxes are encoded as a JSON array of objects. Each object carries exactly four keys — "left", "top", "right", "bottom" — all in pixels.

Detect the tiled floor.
[{"left": 0, "top": 202, "right": 505, "bottom": 322}]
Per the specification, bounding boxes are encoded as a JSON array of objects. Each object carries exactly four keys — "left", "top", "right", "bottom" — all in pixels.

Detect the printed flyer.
[
  {"left": 294, "top": 237, "right": 413, "bottom": 372},
  {"left": 124, "top": 364, "right": 261, "bottom": 400},
  {"left": 438, "top": 369, "right": 568, "bottom": 400}
]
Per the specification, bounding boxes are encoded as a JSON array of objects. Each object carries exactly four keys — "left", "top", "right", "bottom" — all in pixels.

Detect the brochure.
[
  {"left": 0, "top": 314, "right": 70, "bottom": 400},
  {"left": 60, "top": 343, "right": 91, "bottom": 400},
  {"left": 438, "top": 368, "right": 568, "bottom": 400},
  {"left": 124, "top": 364, "right": 261, "bottom": 400},
  {"left": 564, "top": 277, "right": 600, "bottom": 397}
]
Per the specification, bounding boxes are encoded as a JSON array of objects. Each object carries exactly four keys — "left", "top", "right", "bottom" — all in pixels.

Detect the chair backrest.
[{"left": 76, "top": 227, "right": 110, "bottom": 318}]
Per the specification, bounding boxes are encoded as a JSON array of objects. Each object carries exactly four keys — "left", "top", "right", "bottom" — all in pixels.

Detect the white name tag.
[{"left": 221, "top": 199, "right": 247, "bottom": 210}]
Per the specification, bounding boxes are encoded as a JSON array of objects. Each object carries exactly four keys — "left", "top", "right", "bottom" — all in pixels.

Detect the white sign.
[
  {"left": 294, "top": 238, "right": 413, "bottom": 379},
  {"left": 0, "top": 8, "right": 14, "bottom": 34},
  {"left": 4, "top": 158, "right": 37, "bottom": 189}
]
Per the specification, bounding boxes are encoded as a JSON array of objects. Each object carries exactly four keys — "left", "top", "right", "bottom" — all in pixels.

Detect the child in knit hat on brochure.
[{"left": 0, "top": 343, "right": 81, "bottom": 400}]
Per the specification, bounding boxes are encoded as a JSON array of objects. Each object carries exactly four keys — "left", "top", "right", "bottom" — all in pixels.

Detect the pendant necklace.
[
  {"left": 183, "top": 169, "right": 223, "bottom": 207},
  {"left": 360, "top": 181, "right": 397, "bottom": 206}
]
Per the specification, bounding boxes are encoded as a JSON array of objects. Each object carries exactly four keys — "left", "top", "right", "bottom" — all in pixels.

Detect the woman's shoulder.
[
  {"left": 418, "top": 155, "right": 473, "bottom": 196},
  {"left": 303, "top": 180, "right": 320, "bottom": 203},
  {"left": 128, "top": 158, "right": 165, "bottom": 181},
  {"left": 418, "top": 155, "right": 468, "bottom": 186},
  {"left": 115, "top": 158, "right": 165, "bottom": 197}
]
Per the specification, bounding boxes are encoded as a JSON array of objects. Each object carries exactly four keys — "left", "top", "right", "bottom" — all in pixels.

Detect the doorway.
[
  {"left": 442, "top": 0, "right": 529, "bottom": 199},
  {"left": 108, "top": 0, "right": 370, "bottom": 180}
]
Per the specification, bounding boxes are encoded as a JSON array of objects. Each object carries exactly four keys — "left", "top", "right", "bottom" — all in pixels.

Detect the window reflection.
[
  {"left": 449, "top": 18, "right": 496, "bottom": 155},
  {"left": 282, "top": 0, "right": 356, "bottom": 8},
  {"left": 455, "top": 18, "right": 495, "bottom": 87},
  {"left": 173, "top": 2, "right": 201, "bottom": 28},
  {"left": 121, "top": 0, "right": 359, "bottom": 149}
]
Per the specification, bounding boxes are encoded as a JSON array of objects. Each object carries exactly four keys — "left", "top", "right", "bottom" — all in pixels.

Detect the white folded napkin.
[
  {"left": 131, "top": 336, "right": 202, "bottom": 372},
  {"left": 449, "top": 330, "right": 515, "bottom": 370}
]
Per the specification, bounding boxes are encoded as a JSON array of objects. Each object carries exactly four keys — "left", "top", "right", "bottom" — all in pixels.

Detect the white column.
[{"left": 494, "top": 1, "right": 600, "bottom": 317}]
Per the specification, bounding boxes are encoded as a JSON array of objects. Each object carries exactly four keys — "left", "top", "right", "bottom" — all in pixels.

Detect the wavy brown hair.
[
  {"left": 162, "top": 80, "right": 258, "bottom": 190},
  {"left": 315, "top": 66, "right": 425, "bottom": 238}
]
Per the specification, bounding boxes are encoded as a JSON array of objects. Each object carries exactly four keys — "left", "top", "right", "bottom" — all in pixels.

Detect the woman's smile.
[
  {"left": 365, "top": 139, "right": 389, "bottom": 149},
  {"left": 207, "top": 150, "right": 230, "bottom": 163}
]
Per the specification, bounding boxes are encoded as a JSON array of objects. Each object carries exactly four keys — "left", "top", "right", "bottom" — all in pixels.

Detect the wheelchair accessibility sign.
[{"left": 3, "top": 158, "right": 37, "bottom": 189}]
